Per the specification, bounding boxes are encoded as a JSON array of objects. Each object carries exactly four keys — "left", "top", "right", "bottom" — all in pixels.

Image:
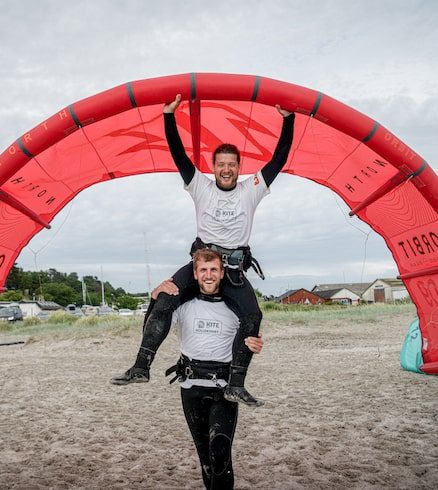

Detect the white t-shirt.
[
  {"left": 185, "top": 169, "right": 270, "bottom": 248},
  {"left": 172, "top": 297, "right": 239, "bottom": 388}
]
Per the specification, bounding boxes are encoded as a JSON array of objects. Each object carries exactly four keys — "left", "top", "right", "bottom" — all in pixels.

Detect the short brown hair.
[
  {"left": 213, "top": 143, "right": 240, "bottom": 165},
  {"left": 192, "top": 249, "right": 223, "bottom": 270}
]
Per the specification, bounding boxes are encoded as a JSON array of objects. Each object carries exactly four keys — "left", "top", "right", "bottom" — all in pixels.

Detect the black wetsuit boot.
[
  {"left": 224, "top": 365, "right": 264, "bottom": 407},
  {"left": 223, "top": 312, "right": 264, "bottom": 407},
  {"left": 110, "top": 347, "right": 155, "bottom": 385},
  {"left": 110, "top": 292, "right": 179, "bottom": 385}
]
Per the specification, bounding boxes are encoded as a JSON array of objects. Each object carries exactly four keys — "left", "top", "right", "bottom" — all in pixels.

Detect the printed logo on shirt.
[
  {"left": 193, "top": 318, "right": 222, "bottom": 335},
  {"left": 253, "top": 174, "right": 260, "bottom": 185},
  {"left": 213, "top": 208, "right": 236, "bottom": 222}
]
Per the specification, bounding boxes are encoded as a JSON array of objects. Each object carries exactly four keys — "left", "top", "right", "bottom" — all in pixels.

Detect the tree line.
[{"left": 2, "top": 264, "right": 145, "bottom": 309}]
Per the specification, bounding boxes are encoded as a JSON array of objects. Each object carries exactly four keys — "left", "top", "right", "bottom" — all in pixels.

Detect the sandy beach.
[{"left": 1, "top": 306, "right": 437, "bottom": 489}]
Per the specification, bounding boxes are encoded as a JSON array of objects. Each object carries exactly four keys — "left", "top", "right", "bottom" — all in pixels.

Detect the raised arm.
[
  {"left": 163, "top": 94, "right": 196, "bottom": 185},
  {"left": 260, "top": 106, "right": 295, "bottom": 187}
]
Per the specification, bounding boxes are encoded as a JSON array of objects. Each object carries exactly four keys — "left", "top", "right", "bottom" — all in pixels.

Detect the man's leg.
[
  {"left": 110, "top": 262, "right": 198, "bottom": 385},
  {"left": 221, "top": 275, "right": 263, "bottom": 406},
  {"left": 209, "top": 390, "right": 238, "bottom": 490},
  {"left": 181, "top": 386, "right": 214, "bottom": 489},
  {"left": 181, "top": 386, "right": 237, "bottom": 490}
]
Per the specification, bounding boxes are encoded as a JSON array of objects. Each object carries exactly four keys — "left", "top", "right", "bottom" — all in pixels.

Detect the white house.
[
  {"left": 361, "top": 279, "right": 410, "bottom": 303},
  {"left": 312, "top": 288, "right": 361, "bottom": 305},
  {"left": 18, "top": 300, "right": 63, "bottom": 318},
  {"left": 312, "top": 282, "right": 371, "bottom": 297}
]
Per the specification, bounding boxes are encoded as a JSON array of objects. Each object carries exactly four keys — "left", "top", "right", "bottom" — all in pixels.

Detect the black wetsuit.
[
  {"left": 181, "top": 385, "right": 237, "bottom": 489},
  {"left": 136, "top": 112, "right": 295, "bottom": 380},
  {"left": 172, "top": 292, "right": 241, "bottom": 489}
]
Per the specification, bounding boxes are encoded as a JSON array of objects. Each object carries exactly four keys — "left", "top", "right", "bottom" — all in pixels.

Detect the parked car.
[
  {"left": 97, "top": 305, "right": 116, "bottom": 316},
  {"left": 82, "top": 305, "right": 99, "bottom": 316},
  {"left": 0, "top": 305, "right": 23, "bottom": 322},
  {"left": 118, "top": 308, "right": 134, "bottom": 317},
  {"left": 65, "top": 304, "right": 84, "bottom": 317},
  {"left": 135, "top": 303, "right": 150, "bottom": 315}
]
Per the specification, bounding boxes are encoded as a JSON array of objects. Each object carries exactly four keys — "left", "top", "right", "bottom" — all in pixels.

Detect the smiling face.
[
  {"left": 213, "top": 153, "right": 240, "bottom": 190},
  {"left": 193, "top": 257, "right": 224, "bottom": 295}
]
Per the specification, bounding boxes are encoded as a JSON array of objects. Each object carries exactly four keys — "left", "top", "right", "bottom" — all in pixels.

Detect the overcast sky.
[{"left": 1, "top": 0, "right": 437, "bottom": 296}]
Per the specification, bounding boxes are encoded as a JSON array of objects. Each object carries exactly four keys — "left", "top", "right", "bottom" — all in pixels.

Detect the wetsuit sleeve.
[
  {"left": 164, "top": 112, "right": 196, "bottom": 185},
  {"left": 261, "top": 113, "right": 295, "bottom": 187}
]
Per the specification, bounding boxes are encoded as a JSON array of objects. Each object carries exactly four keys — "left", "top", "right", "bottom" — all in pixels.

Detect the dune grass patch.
[
  {"left": 1, "top": 314, "right": 142, "bottom": 339},
  {"left": 261, "top": 301, "right": 416, "bottom": 326},
  {"left": 0, "top": 303, "right": 416, "bottom": 341}
]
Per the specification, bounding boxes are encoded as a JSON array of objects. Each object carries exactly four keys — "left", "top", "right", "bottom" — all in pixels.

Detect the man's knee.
[
  {"left": 142, "top": 293, "right": 180, "bottom": 341},
  {"left": 239, "top": 310, "right": 262, "bottom": 336},
  {"left": 210, "top": 433, "right": 232, "bottom": 476},
  {"left": 154, "top": 292, "right": 180, "bottom": 312}
]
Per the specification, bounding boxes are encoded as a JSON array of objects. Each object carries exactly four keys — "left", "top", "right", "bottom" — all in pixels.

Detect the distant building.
[
  {"left": 312, "top": 282, "right": 372, "bottom": 297},
  {"left": 277, "top": 288, "right": 326, "bottom": 305},
  {"left": 361, "top": 278, "right": 410, "bottom": 303},
  {"left": 18, "top": 300, "right": 63, "bottom": 318},
  {"left": 313, "top": 279, "right": 410, "bottom": 303},
  {"left": 311, "top": 288, "right": 361, "bottom": 305}
]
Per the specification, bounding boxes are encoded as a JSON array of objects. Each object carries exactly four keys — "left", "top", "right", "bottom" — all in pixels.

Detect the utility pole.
[
  {"left": 143, "top": 232, "right": 152, "bottom": 298},
  {"left": 81, "top": 277, "right": 87, "bottom": 304},
  {"left": 100, "top": 265, "right": 106, "bottom": 306}
]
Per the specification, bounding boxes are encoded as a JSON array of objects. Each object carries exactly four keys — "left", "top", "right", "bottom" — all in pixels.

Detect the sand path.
[{"left": 1, "top": 310, "right": 437, "bottom": 489}]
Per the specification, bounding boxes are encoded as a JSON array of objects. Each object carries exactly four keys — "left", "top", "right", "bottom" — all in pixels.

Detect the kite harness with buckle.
[
  {"left": 165, "top": 354, "right": 231, "bottom": 387},
  {"left": 190, "top": 237, "right": 265, "bottom": 286}
]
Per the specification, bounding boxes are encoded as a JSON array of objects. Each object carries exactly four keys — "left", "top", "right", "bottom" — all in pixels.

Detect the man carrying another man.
[
  {"left": 153, "top": 249, "right": 264, "bottom": 489},
  {"left": 111, "top": 95, "right": 295, "bottom": 406}
]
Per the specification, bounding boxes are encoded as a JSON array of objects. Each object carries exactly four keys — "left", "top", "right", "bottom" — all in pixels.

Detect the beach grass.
[
  {"left": 0, "top": 313, "right": 140, "bottom": 339},
  {"left": 261, "top": 301, "right": 416, "bottom": 326},
  {"left": 0, "top": 302, "right": 416, "bottom": 340}
]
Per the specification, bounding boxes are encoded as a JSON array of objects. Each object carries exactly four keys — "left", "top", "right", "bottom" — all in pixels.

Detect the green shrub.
[
  {"left": 76, "top": 315, "right": 101, "bottom": 327},
  {"left": 47, "top": 311, "right": 78, "bottom": 325},
  {"left": 101, "top": 314, "right": 123, "bottom": 323},
  {"left": 260, "top": 301, "right": 288, "bottom": 312},
  {"left": 0, "top": 321, "right": 13, "bottom": 332},
  {"left": 23, "top": 316, "right": 41, "bottom": 327}
]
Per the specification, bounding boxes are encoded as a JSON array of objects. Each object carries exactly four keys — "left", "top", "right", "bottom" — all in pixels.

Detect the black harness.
[
  {"left": 165, "top": 354, "right": 231, "bottom": 386},
  {"left": 190, "top": 237, "right": 265, "bottom": 286}
]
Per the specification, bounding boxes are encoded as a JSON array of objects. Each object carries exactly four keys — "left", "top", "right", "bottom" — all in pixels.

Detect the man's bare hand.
[
  {"left": 245, "top": 334, "right": 264, "bottom": 354},
  {"left": 163, "top": 94, "right": 182, "bottom": 113},
  {"left": 151, "top": 279, "right": 179, "bottom": 300},
  {"left": 275, "top": 104, "right": 293, "bottom": 118}
]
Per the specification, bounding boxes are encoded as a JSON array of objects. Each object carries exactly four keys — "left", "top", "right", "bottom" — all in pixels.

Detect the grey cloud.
[{"left": 3, "top": 1, "right": 437, "bottom": 295}]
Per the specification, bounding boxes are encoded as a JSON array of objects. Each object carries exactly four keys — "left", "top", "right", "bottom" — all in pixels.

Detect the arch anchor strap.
[
  {"left": 398, "top": 266, "right": 438, "bottom": 281},
  {"left": 349, "top": 163, "right": 427, "bottom": 217},
  {"left": 0, "top": 189, "right": 51, "bottom": 229}
]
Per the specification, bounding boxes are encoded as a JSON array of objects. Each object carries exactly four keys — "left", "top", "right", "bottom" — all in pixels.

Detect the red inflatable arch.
[{"left": 0, "top": 73, "right": 437, "bottom": 372}]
